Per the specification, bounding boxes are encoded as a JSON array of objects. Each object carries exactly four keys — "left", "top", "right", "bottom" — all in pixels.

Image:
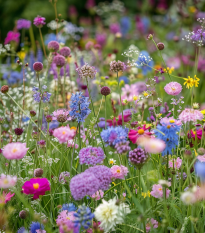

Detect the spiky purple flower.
[
  {"left": 17, "top": 19, "right": 31, "bottom": 29},
  {"left": 110, "top": 60, "right": 126, "bottom": 73},
  {"left": 129, "top": 148, "right": 149, "bottom": 169},
  {"left": 76, "top": 63, "right": 97, "bottom": 79},
  {"left": 115, "top": 141, "right": 130, "bottom": 155}
]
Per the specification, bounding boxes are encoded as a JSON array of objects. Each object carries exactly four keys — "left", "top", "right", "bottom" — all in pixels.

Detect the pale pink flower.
[
  {"left": 122, "top": 192, "right": 126, "bottom": 197},
  {"left": 197, "top": 155, "right": 205, "bottom": 162},
  {"left": 67, "top": 140, "right": 79, "bottom": 149},
  {"left": 53, "top": 126, "right": 75, "bottom": 144},
  {"left": 135, "top": 189, "right": 137, "bottom": 194},
  {"left": 0, "top": 174, "right": 17, "bottom": 189},
  {"left": 160, "top": 116, "right": 181, "bottom": 126},
  {"left": 169, "top": 157, "right": 182, "bottom": 169},
  {"left": 52, "top": 109, "right": 71, "bottom": 122},
  {"left": 2, "top": 142, "right": 29, "bottom": 160},
  {"left": 0, "top": 191, "right": 15, "bottom": 204},
  {"left": 150, "top": 184, "right": 170, "bottom": 199},
  {"left": 36, "top": 230, "right": 46, "bottom": 233},
  {"left": 111, "top": 165, "right": 129, "bottom": 180},
  {"left": 142, "top": 138, "right": 166, "bottom": 154},
  {"left": 121, "top": 84, "right": 139, "bottom": 102},
  {"left": 164, "top": 82, "right": 182, "bottom": 96},
  {"left": 179, "top": 108, "right": 203, "bottom": 123},
  {"left": 146, "top": 218, "right": 158, "bottom": 232},
  {"left": 91, "top": 190, "right": 104, "bottom": 200}
]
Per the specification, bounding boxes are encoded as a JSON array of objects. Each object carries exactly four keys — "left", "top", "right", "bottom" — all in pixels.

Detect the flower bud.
[
  {"left": 157, "top": 42, "right": 164, "bottom": 50},
  {"left": 1, "top": 85, "right": 9, "bottom": 94}
]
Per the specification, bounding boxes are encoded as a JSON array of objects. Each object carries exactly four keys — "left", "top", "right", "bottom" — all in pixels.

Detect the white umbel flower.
[
  {"left": 94, "top": 197, "right": 130, "bottom": 232},
  {"left": 180, "top": 191, "right": 196, "bottom": 205}
]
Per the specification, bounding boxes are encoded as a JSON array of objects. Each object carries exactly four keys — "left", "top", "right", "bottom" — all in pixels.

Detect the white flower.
[
  {"left": 180, "top": 191, "right": 196, "bottom": 205},
  {"left": 94, "top": 197, "right": 130, "bottom": 232},
  {"left": 109, "top": 158, "right": 116, "bottom": 165}
]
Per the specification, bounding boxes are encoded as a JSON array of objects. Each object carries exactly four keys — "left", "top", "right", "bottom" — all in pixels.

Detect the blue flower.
[
  {"left": 49, "top": 120, "right": 59, "bottom": 129},
  {"left": 101, "top": 126, "right": 129, "bottom": 147},
  {"left": 45, "top": 33, "right": 66, "bottom": 45},
  {"left": 17, "top": 227, "right": 27, "bottom": 233},
  {"left": 120, "top": 16, "right": 131, "bottom": 36},
  {"left": 42, "top": 92, "right": 51, "bottom": 103},
  {"left": 69, "top": 92, "right": 91, "bottom": 123},
  {"left": 73, "top": 205, "right": 94, "bottom": 230},
  {"left": 42, "top": 85, "right": 47, "bottom": 90},
  {"left": 33, "top": 92, "right": 41, "bottom": 103},
  {"left": 29, "top": 222, "right": 44, "bottom": 233},
  {"left": 3, "top": 71, "right": 23, "bottom": 85},
  {"left": 60, "top": 203, "right": 77, "bottom": 212},
  {"left": 119, "top": 76, "right": 129, "bottom": 84},
  {"left": 32, "top": 86, "right": 51, "bottom": 103},
  {"left": 136, "top": 51, "right": 154, "bottom": 75},
  {"left": 195, "top": 161, "right": 205, "bottom": 180}
]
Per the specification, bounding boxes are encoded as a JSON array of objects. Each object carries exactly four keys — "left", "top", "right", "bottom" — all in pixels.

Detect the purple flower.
[
  {"left": 96, "top": 34, "right": 106, "bottom": 47},
  {"left": 17, "top": 19, "right": 31, "bottom": 29},
  {"left": 110, "top": 23, "right": 121, "bottom": 34},
  {"left": 33, "top": 16, "right": 46, "bottom": 28},
  {"left": 79, "top": 147, "right": 105, "bottom": 165}
]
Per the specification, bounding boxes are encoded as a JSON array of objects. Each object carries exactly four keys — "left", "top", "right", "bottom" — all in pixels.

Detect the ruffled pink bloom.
[
  {"left": 22, "top": 178, "right": 50, "bottom": 199},
  {"left": 179, "top": 108, "right": 203, "bottom": 123},
  {"left": 160, "top": 116, "right": 181, "bottom": 126},
  {"left": 164, "top": 82, "right": 182, "bottom": 96},
  {"left": 0, "top": 174, "right": 17, "bottom": 189},
  {"left": 169, "top": 157, "right": 182, "bottom": 169},
  {"left": 91, "top": 190, "right": 104, "bottom": 200},
  {"left": 111, "top": 165, "right": 129, "bottom": 180},
  {"left": 197, "top": 155, "right": 205, "bottom": 162},
  {"left": 52, "top": 109, "right": 70, "bottom": 121},
  {"left": 0, "top": 191, "right": 15, "bottom": 204},
  {"left": 4, "top": 31, "right": 20, "bottom": 44},
  {"left": 128, "top": 125, "right": 152, "bottom": 144},
  {"left": 146, "top": 218, "right": 158, "bottom": 232},
  {"left": 57, "top": 210, "right": 78, "bottom": 233},
  {"left": 33, "top": 16, "right": 46, "bottom": 28},
  {"left": 53, "top": 126, "right": 76, "bottom": 144},
  {"left": 2, "top": 142, "right": 29, "bottom": 160},
  {"left": 150, "top": 184, "right": 170, "bottom": 199}
]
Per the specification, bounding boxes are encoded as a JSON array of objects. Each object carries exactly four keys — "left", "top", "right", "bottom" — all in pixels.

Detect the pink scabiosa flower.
[
  {"left": 53, "top": 55, "right": 66, "bottom": 68},
  {"left": 2, "top": 142, "right": 28, "bottom": 160},
  {"left": 164, "top": 82, "right": 182, "bottom": 96},
  {"left": 0, "top": 174, "right": 17, "bottom": 188},
  {"left": 22, "top": 178, "right": 50, "bottom": 199},
  {"left": 146, "top": 218, "right": 158, "bottom": 232},
  {"left": 53, "top": 126, "right": 76, "bottom": 144},
  {"left": 0, "top": 191, "right": 15, "bottom": 204},
  {"left": 4, "top": 31, "right": 20, "bottom": 44},
  {"left": 52, "top": 109, "right": 70, "bottom": 123},
  {"left": 150, "top": 184, "right": 170, "bottom": 199},
  {"left": 128, "top": 125, "right": 152, "bottom": 144},
  {"left": 33, "top": 16, "right": 46, "bottom": 28},
  {"left": 111, "top": 165, "right": 129, "bottom": 180},
  {"left": 169, "top": 157, "right": 182, "bottom": 169},
  {"left": 91, "top": 190, "right": 104, "bottom": 200},
  {"left": 179, "top": 108, "right": 203, "bottom": 123}
]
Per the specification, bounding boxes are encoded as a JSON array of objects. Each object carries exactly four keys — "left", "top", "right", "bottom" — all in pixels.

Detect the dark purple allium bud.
[
  {"left": 81, "top": 84, "right": 87, "bottom": 90},
  {"left": 101, "top": 86, "right": 111, "bottom": 96},
  {"left": 53, "top": 55, "right": 66, "bottom": 67},
  {"left": 197, "top": 147, "right": 205, "bottom": 155},
  {"left": 131, "top": 121, "right": 138, "bottom": 127},
  {"left": 59, "top": 46, "right": 71, "bottom": 57},
  {"left": 57, "top": 114, "right": 67, "bottom": 123},
  {"left": 49, "top": 129, "right": 54, "bottom": 136},
  {"left": 14, "top": 128, "right": 24, "bottom": 136},
  {"left": 115, "top": 141, "right": 130, "bottom": 155},
  {"left": 48, "top": 41, "right": 60, "bottom": 52},
  {"left": 33, "top": 62, "right": 43, "bottom": 72},
  {"left": 110, "top": 60, "right": 126, "bottom": 73},
  {"left": 0, "top": 118, "right": 4, "bottom": 124},
  {"left": 129, "top": 148, "right": 149, "bottom": 169},
  {"left": 19, "top": 210, "right": 28, "bottom": 219},
  {"left": 30, "top": 110, "right": 36, "bottom": 117},
  {"left": 147, "top": 34, "right": 153, "bottom": 40},
  {"left": 1, "top": 85, "right": 9, "bottom": 94},
  {"left": 46, "top": 115, "right": 53, "bottom": 123},
  {"left": 34, "top": 168, "right": 44, "bottom": 177},
  {"left": 157, "top": 42, "right": 164, "bottom": 50},
  {"left": 37, "top": 140, "right": 46, "bottom": 148}
]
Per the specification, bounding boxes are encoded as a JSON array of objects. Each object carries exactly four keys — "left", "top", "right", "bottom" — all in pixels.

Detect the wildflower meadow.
[{"left": 1, "top": 0, "right": 205, "bottom": 232}]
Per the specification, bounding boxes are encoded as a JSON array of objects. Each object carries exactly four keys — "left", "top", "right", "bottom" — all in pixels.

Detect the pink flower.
[
  {"left": 33, "top": 16, "right": 46, "bottom": 28},
  {"left": 0, "top": 191, "right": 15, "bottom": 204},
  {"left": 52, "top": 109, "right": 70, "bottom": 122},
  {"left": 164, "top": 82, "right": 182, "bottom": 96},
  {"left": 22, "top": 178, "right": 50, "bottom": 199},
  {"left": 0, "top": 174, "right": 17, "bottom": 189},
  {"left": 36, "top": 230, "right": 46, "bottom": 233},
  {"left": 91, "top": 190, "right": 104, "bottom": 200},
  {"left": 150, "top": 184, "right": 170, "bottom": 199},
  {"left": 160, "top": 116, "right": 181, "bottom": 126},
  {"left": 4, "top": 31, "right": 20, "bottom": 44},
  {"left": 67, "top": 140, "right": 79, "bottom": 149},
  {"left": 2, "top": 142, "right": 29, "bottom": 160},
  {"left": 122, "top": 192, "right": 126, "bottom": 197},
  {"left": 197, "top": 155, "right": 205, "bottom": 162},
  {"left": 167, "top": 57, "right": 181, "bottom": 69},
  {"left": 135, "top": 189, "right": 138, "bottom": 194},
  {"left": 169, "top": 157, "right": 182, "bottom": 169},
  {"left": 179, "top": 108, "right": 203, "bottom": 123},
  {"left": 142, "top": 138, "right": 166, "bottom": 154},
  {"left": 128, "top": 125, "right": 152, "bottom": 144},
  {"left": 146, "top": 218, "right": 158, "bottom": 232},
  {"left": 121, "top": 84, "right": 139, "bottom": 102},
  {"left": 111, "top": 165, "right": 129, "bottom": 180},
  {"left": 53, "top": 126, "right": 75, "bottom": 144}
]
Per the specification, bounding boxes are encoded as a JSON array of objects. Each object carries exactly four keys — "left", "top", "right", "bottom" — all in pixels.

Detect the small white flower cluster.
[
  {"left": 47, "top": 20, "right": 67, "bottom": 30},
  {"left": 0, "top": 44, "right": 10, "bottom": 55},
  {"left": 122, "top": 45, "right": 139, "bottom": 67},
  {"left": 136, "top": 54, "right": 153, "bottom": 67},
  {"left": 169, "top": 96, "right": 184, "bottom": 113},
  {"left": 95, "top": 0, "right": 125, "bottom": 16},
  {"left": 38, "top": 155, "right": 60, "bottom": 166}
]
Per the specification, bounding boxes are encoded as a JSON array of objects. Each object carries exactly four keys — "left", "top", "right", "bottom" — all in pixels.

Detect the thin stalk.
[
  {"left": 104, "top": 96, "right": 107, "bottom": 129},
  {"left": 117, "top": 72, "right": 124, "bottom": 126},
  {"left": 79, "top": 122, "right": 81, "bottom": 150},
  {"left": 39, "top": 28, "right": 47, "bottom": 59},
  {"left": 0, "top": 125, "right": 1, "bottom": 149},
  {"left": 29, "top": 26, "right": 36, "bottom": 52},
  {"left": 166, "top": 154, "right": 169, "bottom": 180},
  {"left": 63, "top": 65, "right": 66, "bottom": 108}
]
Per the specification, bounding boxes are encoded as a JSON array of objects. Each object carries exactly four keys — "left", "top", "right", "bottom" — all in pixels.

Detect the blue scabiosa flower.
[
  {"left": 136, "top": 51, "right": 154, "bottom": 75},
  {"left": 154, "top": 119, "right": 181, "bottom": 156},
  {"left": 60, "top": 203, "right": 77, "bottom": 212},
  {"left": 69, "top": 92, "right": 91, "bottom": 122},
  {"left": 29, "top": 222, "right": 44, "bottom": 233},
  {"left": 73, "top": 205, "right": 94, "bottom": 230},
  {"left": 101, "top": 126, "right": 129, "bottom": 147}
]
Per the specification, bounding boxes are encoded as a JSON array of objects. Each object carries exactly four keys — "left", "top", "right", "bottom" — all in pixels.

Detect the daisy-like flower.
[
  {"left": 0, "top": 191, "right": 15, "bottom": 204},
  {"left": 164, "top": 67, "right": 174, "bottom": 74},
  {"left": 128, "top": 124, "right": 152, "bottom": 144},
  {"left": 180, "top": 191, "right": 196, "bottom": 205},
  {"left": 183, "top": 76, "right": 194, "bottom": 89},
  {"left": 192, "top": 75, "right": 200, "bottom": 87},
  {"left": 138, "top": 137, "right": 166, "bottom": 154},
  {"left": 53, "top": 126, "right": 76, "bottom": 144},
  {"left": 2, "top": 142, "right": 29, "bottom": 160},
  {"left": 109, "top": 158, "right": 116, "bottom": 165},
  {"left": 0, "top": 174, "right": 17, "bottom": 189},
  {"left": 150, "top": 184, "right": 170, "bottom": 199},
  {"left": 111, "top": 165, "right": 129, "bottom": 180}
]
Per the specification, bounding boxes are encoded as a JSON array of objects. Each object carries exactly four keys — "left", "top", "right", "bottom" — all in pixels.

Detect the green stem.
[
  {"left": 0, "top": 125, "right": 1, "bottom": 149},
  {"left": 39, "top": 28, "right": 47, "bottom": 59},
  {"left": 117, "top": 72, "right": 124, "bottom": 126},
  {"left": 166, "top": 154, "right": 169, "bottom": 180},
  {"left": 29, "top": 26, "right": 36, "bottom": 52},
  {"left": 104, "top": 96, "right": 107, "bottom": 129},
  {"left": 63, "top": 65, "right": 66, "bottom": 108}
]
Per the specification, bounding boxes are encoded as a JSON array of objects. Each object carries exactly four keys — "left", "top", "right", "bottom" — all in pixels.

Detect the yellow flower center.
[
  {"left": 62, "top": 131, "right": 66, "bottom": 135},
  {"left": 158, "top": 188, "right": 162, "bottom": 191},
  {"left": 66, "top": 217, "right": 70, "bottom": 220},
  {"left": 169, "top": 120, "right": 175, "bottom": 123},
  {"left": 167, "top": 125, "right": 171, "bottom": 129},
  {"left": 12, "top": 148, "right": 18, "bottom": 153},
  {"left": 33, "top": 183, "right": 40, "bottom": 190},
  {"left": 110, "top": 161, "right": 114, "bottom": 164},
  {"left": 171, "top": 87, "right": 176, "bottom": 91},
  {"left": 3, "top": 179, "right": 8, "bottom": 184},
  {"left": 70, "top": 127, "right": 76, "bottom": 131},
  {"left": 138, "top": 129, "right": 144, "bottom": 135},
  {"left": 116, "top": 169, "right": 121, "bottom": 173}
]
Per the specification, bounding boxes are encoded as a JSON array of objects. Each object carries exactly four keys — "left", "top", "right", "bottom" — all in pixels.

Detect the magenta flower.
[
  {"left": 22, "top": 178, "right": 50, "bottom": 199},
  {"left": 146, "top": 218, "right": 158, "bottom": 232},
  {"left": 4, "top": 31, "right": 20, "bottom": 44},
  {"left": 110, "top": 23, "right": 121, "bottom": 34},
  {"left": 164, "top": 82, "right": 182, "bottom": 96},
  {"left": 169, "top": 157, "right": 182, "bottom": 169},
  {"left": 2, "top": 142, "right": 28, "bottom": 160},
  {"left": 53, "top": 126, "right": 76, "bottom": 144},
  {"left": 17, "top": 19, "right": 31, "bottom": 29},
  {"left": 150, "top": 184, "right": 170, "bottom": 199},
  {"left": 179, "top": 108, "right": 203, "bottom": 123},
  {"left": 0, "top": 191, "right": 15, "bottom": 204},
  {"left": 33, "top": 16, "right": 46, "bottom": 28},
  {"left": 128, "top": 125, "right": 152, "bottom": 144},
  {"left": 91, "top": 190, "right": 104, "bottom": 200},
  {"left": 111, "top": 165, "right": 129, "bottom": 180},
  {"left": 0, "top": 174, "right": 17, "bottom": 189}
]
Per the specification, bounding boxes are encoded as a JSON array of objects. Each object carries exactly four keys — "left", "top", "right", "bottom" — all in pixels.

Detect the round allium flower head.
[
  {"left": 19, "top": 210, "right": 28, "bottom": 219},
  {"left": 76, "top": 63, "right": 97, "bottom": 79},
  {"left": 52, "top": 109, "right": 70, "bottom": 122},
  {"left": 164, "top": 82, "right": 182, "bottom": 96},
  {"left": 37, "top": 140, "right": 46, "bottom": 148},
  {"left": 59, "top": 46, "right": 71, "bottom": 57},
  {"left": 53, "top": 126, "right": 75, "bottom": 144},
  {"left": 45, "top": 115, "right": 53, "bottom": 123},
  {"left": 33, "top": 16, "right": 46, "bottom": 28},
  {"left": 48, "top": 41, "right": 60, "bottom": 52},
  {"left": 33, "top": 62, "right": 43, "bottom": 72},
  {"left": 14, "top": 128, "right": 24, "bottom": 136},
  {"left": 129, "top": 148, "right": 149, "bottom": 169},
  {"left": 179, "top": 108, "right": 203, "bottom": 123},
  {"left": 111, "top": 165, "right": 129, "bottom": 180},
  {"left": 157, "top": 42, "right": 164, "bottom": 50},
  {"left": 53, "top": 55, "right": 66, "bottom": 67},
  {"left": 85, "top": 165, "right": 112, "bottom": 190},
  {"left": 115, "top": 141, "right": 131, "bottom": 155},
  {"left": 101, "top": 86, "right": 111, "bottom": 96},
  {"left": 70, "top": 172, "right": 100, "bottom": 200},
  {"left": 0, "top": 174, "right": 17, "bottom": 188},
  {"left": 22, "top": 178, "right": 50, "bottom": 199},
  {"left": 79, "top": 147, "right": 105, "bottom": 165},
  {"left": 30, "top": 110, "right": 36, "bottom": 117},
  {"left": 2, "top": 142, "right": 28, "bottom": 160},
  {"left": 34, "top": 168, "right": 44, "bottom": 177},
  {"left": 1, "top": 85, "right": 9, "bottom": 94},
  {"left": 59, "top": 171, "right": 70, "bottom": 184},
  {"left": 110, "top": 60, "right": 126, "bottom": 73}
]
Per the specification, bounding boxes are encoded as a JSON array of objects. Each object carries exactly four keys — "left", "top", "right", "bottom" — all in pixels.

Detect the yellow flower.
[
  {"left": 141, "top": 191, "right": 151, "bottom": 198},
  {"left": 123, "top": 99, "right": 128, "bottom": 104},
  {"left": 201, "top": 110, "right": 205, "bottom": 115},
  {"left": 183, "top": 76, "right": 194, "bottom": 89},
  {"left": 192, "top": 75, "right": 200, "bottom": 87},
  {"left": 164, "top": 67, "right": 174, "bottom": 74},
  {"left": 189, "top": 6, "right": 197, "bottom": 13},
  {"left": 143, "top": 91, "right": 149, "bottom": 97},
  {"left": 194, "top": 149, "right": 198, "bottom": 156},
  {"left": 133, "top": 95, "right": 138, "bottom": 101},
  {"left": 17, "top": 51, "right": 26, "bottom": 60}
]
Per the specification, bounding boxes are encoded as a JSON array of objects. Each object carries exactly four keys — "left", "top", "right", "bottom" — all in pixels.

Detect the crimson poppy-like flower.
[
  {"left": 128, "top": 124, "right": 152, "bottom": 144},
  {"left": 22, "top": 178, "right": 50, "bottom": 199}
]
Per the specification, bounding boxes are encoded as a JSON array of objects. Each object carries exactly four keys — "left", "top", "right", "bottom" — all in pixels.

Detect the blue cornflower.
[
  {"left": 154, "top": 121, "right": 181, "bottom": 156},
  {"left": 60, "top": 203, "right": 77, "bottom": 212},
  {"left": 3, "top": 71, "right": 23, "bottom": 85},
  {"left": 120, "top": 16, "right": 131, "bottom": 36},
  {"left": 69, "top": 92, "right": 91, "bottom": 123},
  {"left": 73, "top": 205, "right": 94, "bottom": 230},
  {"left": 101, "top": 126, "right": 129, "bottom": 147},
  {"left": 32, "top": 86, "right": 51, "bottom": 103},
  {"left": 17, "top": 227, "right": 27, "bottom": 233},
  {"left": 136, "top": 51, "right": 154, "bottom": 75},
  {"left": 195, "top": 161, "right": 205, "bottom": 180},
  {"left": 29, "top": 222, "right": 44, "bottom": 233}
]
